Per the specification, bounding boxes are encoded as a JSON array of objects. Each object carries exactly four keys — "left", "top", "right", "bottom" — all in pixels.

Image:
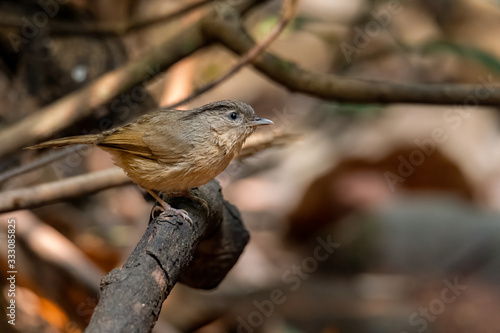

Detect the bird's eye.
[{"left": 228, "top": 112, "right": 239, "bottom": 120}]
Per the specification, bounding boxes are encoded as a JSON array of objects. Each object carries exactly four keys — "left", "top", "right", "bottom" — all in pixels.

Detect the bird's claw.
[
  {"left": 152, "top": 205, "right": 192, "bottom": 225},
  {"left": 168, "top": 207, "right": 193, "bottom": 225}
]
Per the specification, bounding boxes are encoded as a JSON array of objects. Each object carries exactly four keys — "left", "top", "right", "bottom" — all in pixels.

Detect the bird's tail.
[{"left": 26, "top": 134, "right": 101, "bottom": 149}]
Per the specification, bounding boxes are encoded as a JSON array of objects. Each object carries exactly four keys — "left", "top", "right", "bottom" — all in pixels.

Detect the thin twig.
[
  {"left": 0, "top": 168, "right": 131, "bottom": 213},
  {"left": 0, "top": 146, "right": 86, "bottom": 184},
  {"left": 167, "top": 0, "right": 299, "bottom": 108},
  {"left": 238, "top": 132, "right": 300, "bottom": 160},
  {"left": 122, "top": 0, "right": 215, "bottom": 35}
]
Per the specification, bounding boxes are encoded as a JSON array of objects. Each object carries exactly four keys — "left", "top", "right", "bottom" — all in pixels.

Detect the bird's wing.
[
  {"left": 98, "top": 110, "right": 193, "bottom": 165},
  {"left": 142, "top": 119, "right": 193, "bottom": 165},
  {"left": 98, "top": 123, "right": 156, "bottom": 159}
]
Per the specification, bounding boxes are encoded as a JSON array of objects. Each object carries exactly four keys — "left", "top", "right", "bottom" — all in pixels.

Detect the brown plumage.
[{"left": 28, "top": 100, "right": 273, "bottom": 219}]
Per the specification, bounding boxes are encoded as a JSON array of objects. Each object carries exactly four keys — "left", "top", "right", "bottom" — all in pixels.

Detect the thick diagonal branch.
[{"left": 85, "top": 180, "right": 249, "bottom": 333}]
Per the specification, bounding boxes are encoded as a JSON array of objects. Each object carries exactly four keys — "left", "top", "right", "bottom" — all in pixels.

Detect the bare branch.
[
  {"left": 122, "top": 0, "right": 216, "bottom": 35},
  {"left": 0, "top": 168, "right": 130, "bottom": 213},
  {"left": 238, "top": 132, "right": 300, "bottom": 160},
  {"left": 205, "top": 13, "right": 500, "bottom": 105},
  {"left": 167, "top": 0, "right": 299, "bottom": 108}
]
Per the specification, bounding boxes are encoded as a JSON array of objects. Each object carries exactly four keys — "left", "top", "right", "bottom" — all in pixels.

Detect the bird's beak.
[{"left": 249, "top": 117, "right": 274, "bottom": 127}]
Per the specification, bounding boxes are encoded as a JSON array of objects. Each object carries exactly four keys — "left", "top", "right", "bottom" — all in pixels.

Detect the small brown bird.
[{"left": 28, "top": 100, "right": 273, "bottom": 220}]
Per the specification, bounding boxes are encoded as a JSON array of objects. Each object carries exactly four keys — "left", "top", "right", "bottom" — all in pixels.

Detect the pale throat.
[{"left": 215, "top": 129, "right": 248, "bottom": 156}]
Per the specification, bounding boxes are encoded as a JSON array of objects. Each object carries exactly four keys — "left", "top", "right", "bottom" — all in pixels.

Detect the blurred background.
[{"left": 1, "top": 0, "right": 500, "bottom": 332}]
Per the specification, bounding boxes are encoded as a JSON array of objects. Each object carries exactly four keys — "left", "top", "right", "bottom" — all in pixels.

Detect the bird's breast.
[{"left": 107, "top": 134, "right": 239, "bottom": 193}]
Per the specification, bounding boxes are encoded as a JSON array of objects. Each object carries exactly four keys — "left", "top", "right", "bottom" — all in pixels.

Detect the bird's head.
[{"left": 184, "top": 100, "right": 273, "bottom": 151}]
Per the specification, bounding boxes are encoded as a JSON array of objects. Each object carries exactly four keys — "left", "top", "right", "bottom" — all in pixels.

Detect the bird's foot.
[
  {"left": 148, "top": 190, "right": 193, "bottom": 224},
  {"left": 165, "top": 206, "right": 192, "bottom": 223},
  {"left": 152, "top": 204, "right": 193, "bottom": 224}
]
